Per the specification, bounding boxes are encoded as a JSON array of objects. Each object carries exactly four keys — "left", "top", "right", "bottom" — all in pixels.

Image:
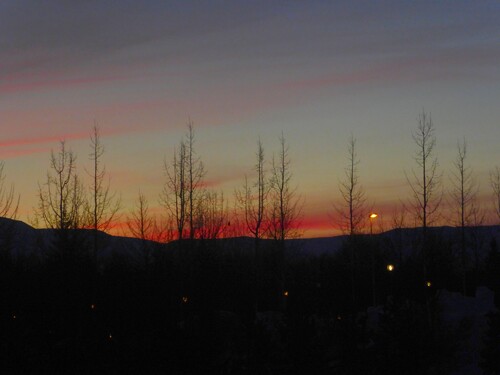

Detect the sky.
[{"left": 1, "top": 1, "right": 500, "bottom": 237}]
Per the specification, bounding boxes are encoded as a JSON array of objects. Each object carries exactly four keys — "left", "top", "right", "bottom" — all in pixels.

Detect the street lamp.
[{"left": 369, "top": 213, "right": 378, "bottom": 235}]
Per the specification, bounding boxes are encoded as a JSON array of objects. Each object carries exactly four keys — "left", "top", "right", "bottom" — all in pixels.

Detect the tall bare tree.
[
  {"left": 35, "top": 141, "right": 86, "bottom": 230},
  {"left": 450, "top": 138, "right": 478, "bottom": 294},
  {"left": 161, "top": 141, "right": 188, "bottom": 240},
  {"left": 161, "top": 121, "right": 205, "bottom": 242},
  {"left": 235, "top": 139, "right": 268, "bottom": 311},
  {"left": 491, "top": 166, "right": 500, "bottom": 222},
  {"left": 268, "top": 133, "right": 301, "bottom": 309},
  {"left": 87, "top": 124, "right": 121, "bottom": 232},
  {"left": 235, "top": 139, "right": 267, "bottom": 241},
  {"left": 34, "top": 141, "right": 90, "bottom": 263},
  {"left": 87, "top": 124, "right": 121, "bottom": 261},
  {"left": 268, "top": 132, "right": 301, "bottom": 242},
  {"left": 407, "top": 111, "right": 442, "bottom": 233},
  {"left": 185, "top": 120, "right": 205, "bottom": 241},
  {"left": 336, "top": 135, "right": 366, "bottom": 235},
  {"left": 450, "top": 139, "right": 478, "bottom": 227},
  {"left": 334, "top": 135, "right": 366, "bottom": 308},
  {"left": 406, "top": 110, "right": 442, "bottom": 284}
]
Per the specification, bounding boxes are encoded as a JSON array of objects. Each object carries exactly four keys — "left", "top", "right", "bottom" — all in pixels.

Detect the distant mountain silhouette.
[{"left": 1, "top": 217, "right": 499, "bottom": 261}]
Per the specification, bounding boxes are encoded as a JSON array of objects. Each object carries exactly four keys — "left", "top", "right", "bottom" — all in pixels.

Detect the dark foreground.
[{"left": 2, "top": 232, "right": 500, "bottom": 374}]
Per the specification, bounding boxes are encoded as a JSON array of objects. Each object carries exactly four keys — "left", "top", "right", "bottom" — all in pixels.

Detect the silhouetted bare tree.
[
  {"left": 491, "top": 166, "right": 500, "bottom": 223},
  {"left": 161, "top": 121, "right": 205, "bottom": 242},
  {"left": 450, "top": 138, "right": 479, "bottom": 294},
  {"left": 161, "top": 141, "right": 187, "bottom": 240},
  {"left": 335, "top": 135, "right": 366, "bottom": 236},
  {"left": 34, "top": 141, "right": 89, "bottom": 264},
  {"left": 407, "top": 111, "right": 442, "bottom": 233},
  {"left": 235, "top": 139, "right": 268, "bottom": 311},
  {"left": 268, "top": 133, "right": 301, "bottom": 309},
  {"left": 87, "top": 124, "right": 121, "bottom": 231},
  {"left": 406, "top": 110, "right": 442, "bottom": 287},
  {"left": 87, "top": 124, "right": 121, "bottom": 260},
  {"left": 235, "top": 139, "right": 268, "bottom": 240},
  {"left": 186, "top": 121, "right": 205, "bottom": 241},
  {"left": 268, "top": 133, "right": 301, "bottom": 242},
  {"left": 35, "top": 141, "right": 86, "bottom": 230},
  {"left": 334, "top": 135, "right": 366, "bottom": 309}
]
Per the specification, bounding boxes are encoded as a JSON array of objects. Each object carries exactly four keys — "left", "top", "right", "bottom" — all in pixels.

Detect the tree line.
[{"left": 0, "top": 111, "right": 499, "bottom": 245}]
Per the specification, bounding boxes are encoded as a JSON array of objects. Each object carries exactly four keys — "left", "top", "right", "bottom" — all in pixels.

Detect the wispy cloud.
[
  {"left": 0, "top": 74, "right": 128, "bottom": 95},
  {"left": 0, "top": 132, "right": 89, "bottom": 159},
  {"left": 0, "top": 132, "right": 89, "bottom": 148}
]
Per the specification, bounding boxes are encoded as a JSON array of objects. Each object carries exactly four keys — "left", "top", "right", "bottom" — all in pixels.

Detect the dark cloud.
[
  {"left": 1, "top": 1, "right": 499, "bottom": 93},
  {"left": 0, "top": 1, "right": 274, "bottom": 79}
]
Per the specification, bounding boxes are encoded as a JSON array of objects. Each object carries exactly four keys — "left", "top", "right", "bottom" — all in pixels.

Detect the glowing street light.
[
  {"left": 283, "top": 290, "right": 289, "bottom": 297},
  {"left": 387, "top": 264, "right": 395, "bottom": 297},
  {"left": 426, "top": 281, "right": 432, "bottom": 288},
  {"left": 369, "top": 213, "right": 378, "bottom": 234}
]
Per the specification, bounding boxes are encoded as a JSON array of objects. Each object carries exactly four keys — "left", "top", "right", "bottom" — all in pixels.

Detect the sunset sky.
[{"left": 1, "top": 1, "right": 500, "bottom": 237}]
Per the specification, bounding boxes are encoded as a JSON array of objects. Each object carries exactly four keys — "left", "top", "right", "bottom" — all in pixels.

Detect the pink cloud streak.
[{"left": 0, "top": 132, "right": 89, "bottom": 148}]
